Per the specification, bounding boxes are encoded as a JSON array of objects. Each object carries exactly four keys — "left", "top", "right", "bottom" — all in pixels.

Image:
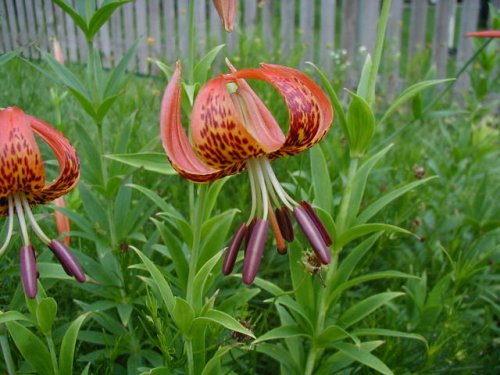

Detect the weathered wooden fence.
[{"left": 0, "top": 0, "right": 494, "bottom": 90}]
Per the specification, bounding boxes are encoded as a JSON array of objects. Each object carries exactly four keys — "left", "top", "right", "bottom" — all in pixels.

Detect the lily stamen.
[
  {"left": 21, "top": 194, "right": 52, "bottom": 244},
  {"left": 13, "top": 194, "right": 31, "bottom": 246}
]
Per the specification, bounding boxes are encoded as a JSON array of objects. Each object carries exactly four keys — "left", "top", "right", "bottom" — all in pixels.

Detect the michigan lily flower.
[
  {"left": 0, "top": 107, "right": 84, "bottom": 298},
  {"left": 160, "top": 61, "right": 334, "bottom": 284}
]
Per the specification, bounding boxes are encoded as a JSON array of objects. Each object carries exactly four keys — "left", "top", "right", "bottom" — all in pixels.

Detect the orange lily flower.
[
  {"left": 212, "top": 0, "right": 237, "bottom": 32},
  {"left": 160, "top": 61, "right": 334, "bottom": 284},
  {"left": 0, "top": 107, "right": 84, "bottom": 298}
]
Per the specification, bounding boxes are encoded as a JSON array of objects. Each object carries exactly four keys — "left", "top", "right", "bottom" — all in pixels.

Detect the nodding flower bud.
[
  {"left": 48, "top": 240, "right": 85, "bottom": 282},
  {"left": 20, "top": 246, "right": 38, "bottom": 299},
  {"left": 242, "top": 218, "right": 269, "bottom": 285}
]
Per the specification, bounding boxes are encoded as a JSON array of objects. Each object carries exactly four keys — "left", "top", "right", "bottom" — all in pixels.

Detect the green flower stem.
[
  {"left": 0, "top": 334, "right": 15, "bottom": 375},
  {"left": 305, "top": 156, "right": 359, "bottom": 374},
  {"left": 366, "top": 0, "right": 392, "bottom": 106},
  {"left": 335, "top": 157, "right": 359, "bottom": 235},
  {"left": 46, "top": 335, "right": 60, "bottom": 375}
]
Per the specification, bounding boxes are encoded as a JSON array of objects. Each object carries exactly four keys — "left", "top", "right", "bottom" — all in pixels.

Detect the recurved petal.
[
  {"left": 212, "top": 0, "right": 237, "bottom": 32},
  {"left": 228, "top": 64, "right": 334, "bottom": 158},
  {"left": 191, "top": 76, "right": 283, "bottom": 169},
  {"left": 28, "top": 115, "right": 80, "bottom": 204},
  {"left": 160, "top": 62, "right": 227, "bottom": 183},
  {"left": 0, "top": 107, "right": 45, "bottom": 200}
]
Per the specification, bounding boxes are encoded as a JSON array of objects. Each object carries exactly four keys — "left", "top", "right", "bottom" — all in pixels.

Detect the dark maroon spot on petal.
[
  {"left": 300, "top": 201, "right": 333, "bottom": 246},
  {"left": 223, "top": 223, "right": 248, "bottom": 275},
  {"left": 242, "top": 218, "right": 269, "bottom": 285},
  {"left": 48, "top": 239, "right": 86, "bottom": 282},
  {"left": 275, "top": 206, "right": 294, "bottom": 242},
  {"left": 294, "top": 206, "right": 331, "bottom": 264},
  {"left": 20, "top": 245, "right": 38, "bottom": 298}
]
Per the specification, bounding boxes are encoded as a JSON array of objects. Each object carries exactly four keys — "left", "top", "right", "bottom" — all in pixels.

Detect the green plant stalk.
[
  {"left": 46, "top": 335, "right": 60, "bottom": 375},
  {"left": 304, "top": 156, "right": 358, "bottom": 375},
  {"left": 0, "top": 335, "right": 15, "bottom": 375},
  {"left": 366, "top": 0, "right": 392, "bottom": 106}
]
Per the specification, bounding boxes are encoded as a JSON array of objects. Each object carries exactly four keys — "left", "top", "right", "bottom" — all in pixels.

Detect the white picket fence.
[{"left": 0, "top": 0, "right": 494, "bottom": 90}]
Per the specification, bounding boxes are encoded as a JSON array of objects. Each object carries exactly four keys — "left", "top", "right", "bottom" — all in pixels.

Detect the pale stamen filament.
[
  {"left": 247, "top": 159, "right": 258, "bottom": 223},
  {"left": 261, "top": 158, "right": 297, "bottom": 210},
  {"left": 252, "top": 160, "right": 269, "bottom": 220},
  {"left": 21, "top": 195, "right": 51, "bottom": 245},
  {"left": 0, "top": 196, "right": 15, "bottom": 256},
  {"left": 13, "top": 195, "right": 31, "bottom": 246}
]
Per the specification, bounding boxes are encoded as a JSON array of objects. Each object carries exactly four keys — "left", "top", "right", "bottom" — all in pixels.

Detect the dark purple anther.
[
  {"left": 242, "top": 218, "right": 269, "bottom": 285},
  {"left": 244, "top": 217, "right": 257, "bottom": 252},
  {"left": 294, "top": 206, "right": 331, "bottom": 264},
  {"left": 48, "top": 239, "right": 86, "bottom": 282},
  {"left": 20, "top": 246, "right": 38, "bottom": 299},
  {"left": 275, "top": 206, "right": 294, "bottom": 242},
  {"left": 300, "top": 201, "right": 333, "bottom": 246},
  {"left": 223, "top": 223, "right": 248, "bottom": 275}
]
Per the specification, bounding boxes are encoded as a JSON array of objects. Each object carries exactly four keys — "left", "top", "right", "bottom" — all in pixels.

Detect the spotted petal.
[
  {"left": 28, "top": 115, "right": 80, "bottom": 204},
  {"left": 191, "top": 75, "right": 285, "bottom": 169},
  {"left": 160, "top": 62, "right": 228, "bottom": 183},
  {"left": 0, "top": 107, "right": 45, "bottom": 215},
  {"left": 228, "top": 64, "right": 334, "bottom": 158}
]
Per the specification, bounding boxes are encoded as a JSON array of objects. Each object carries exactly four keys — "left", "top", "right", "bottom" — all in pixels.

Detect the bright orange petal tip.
[
  {"left": 160, "top": 62, "right": 225, "bottom": 183},
  {"left": 465, "top": 30, "right": 500, "bottom": 38},
  {"left": 212, "top": 0, "right": 237, "bottom": 32}
]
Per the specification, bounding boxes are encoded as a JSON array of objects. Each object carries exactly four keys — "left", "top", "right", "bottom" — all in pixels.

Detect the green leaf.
[
  {"left": 43, "top": 52, "right": 91, "bottom": 98},
  {"left": 379, "top": 79, "right": 454, "bottom": 124},
  {"left": 53, "top": 0, "right": 88, "bottom": 36},
  {"left": 172, "top": 297, "right": 195, "bottom": 336},
  {"left": 126, "top": 184, "right": 172, "bottom": 212},
  {"left": 310, "top": 145, "right": 332, "bottom": 213},
  {"left": 131, "top": 247, "right": 175, "bottom": 315},
  {"left": 194, "top": 44, "right": 226, "bottom": 85},
  {"left": 204, "top": 177, "right": 230, "bottom": 222},
  {"left": 88, "top": 1, "right": 131, "bottom": 41},
  {"left": 253, "top": 325, "right": 308, "bottom": 344},
  {"left": 316, "top": 325, "right": 360, "bottom": 347},
  {"left": 340, "top": 144, "right": 393, "bottom": 230},
  {"left": 0, "top": 310, "right": 30, "bottom": 325},
  {"left": 337, "top": 223, "right": 412, "bottom": 248},
  {"left": 0, "top": 49, "right": 21, "bottom": 66},
  {"left": 155, "top": 60, "right": 173, "bottom": 79},
  {"left": 353, "top": 328, "right": 428, "bottom": 349},
  {"left": 201, "top": 345, "right": 234, "bottom": 375},
  {"left": 339, "top": 292, "right": 405, "bottom": 329},
  {"left": 36, "top": 298, "right": 58, "bottom": 336},
  {"left": 194, "top": 309, "right": 255, "bottom": 339},
  {"left": 356, "top": 177, "right": 438, "bottom": 225},
  {"left": 105, "top": 152, "right": 176, "bottom": 175},
  {"left": 317, "top": 341, "right": 384, "bottom": 375},
  {"left": 59, "top": 313, "right": 90, "bottom": 375},
  {"left": 357, "top": 54, "right": 373, "bottom": 100},
  {"left": 192, "top": 252, "right": 223, "bottom": 311},
  {"left": 199, "top": 209, "right": 238, "bottom": 265},
  {"left": 332, "top": 342, "right": 393, "bottom": 374},
  {"left": 346, "top": 91, "right": 375, "bottom": 157},
  {"left": 307, "top": 62, "right": 347, "bottom": 136},
  {"left": 104, "top": 40, "right": 138, "bottom": 98},
  {"left": 255, "top": 343, "right": 302, "bottom": 375},
  {"left": 6, "top": 321, "right": 54, "bottom": 375}
]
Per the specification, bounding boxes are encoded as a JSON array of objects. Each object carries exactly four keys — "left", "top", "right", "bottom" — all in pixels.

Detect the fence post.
[
  {"left": 299, "top": 0, "right": 315, "bottom": 65},
  {"left": 433, "top": 0, "right": 455, "bottom": 79},
  {"left": 341, "top": 0, "right": 358, "bottom": 89},
  {"left": 386, "top": 0, "right": 404, "bottom": 98},
  {"left": 262, "top": 0, "right": 275, "bottom": 51},
  {"left": 280, "top": 0, "right": 295, "bottom": 58},
  {"left": 319, "top": 0, "right": 336, "bottom": 75}
]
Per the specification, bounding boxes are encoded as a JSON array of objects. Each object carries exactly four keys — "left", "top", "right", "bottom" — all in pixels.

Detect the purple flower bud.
[
  {"left": 48, "top": 240, "right": 85, "bottom": 282},
  {"left": 223, "top": 223, "right": 248, "bottom": 275},
  {"left": 300, "top": 201, "right": 333, "bottom": 246},
  {"left": 294, "top": 206, "right": 331, "bottom": 264},
  {"left": 275, "top": 206, "right": 294, "bottom": 242},
  {"left": 242, "top": 218, "right": 269, "bottom": 285},
  {"left": 20, "top": 246, "right": 38, "bottom": 299}
]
